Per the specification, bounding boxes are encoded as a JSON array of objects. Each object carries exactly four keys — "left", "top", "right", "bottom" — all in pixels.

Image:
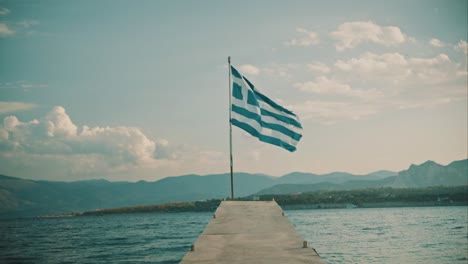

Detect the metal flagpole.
[{"left": 228, "top": 56, "right": 234, "bottom": 200}]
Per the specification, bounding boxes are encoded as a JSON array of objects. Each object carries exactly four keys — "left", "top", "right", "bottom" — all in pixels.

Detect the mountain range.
[{"left": 0, "top": 159, "right": 466, "bottom": 218}]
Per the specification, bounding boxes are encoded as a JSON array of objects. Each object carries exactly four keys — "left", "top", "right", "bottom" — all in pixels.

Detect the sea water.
[
  {"left": 287, "top": 207, "right": 468, "bottom": 264},
  {"left": 0, "top": 207, "right": 466, "bottom": 263}
]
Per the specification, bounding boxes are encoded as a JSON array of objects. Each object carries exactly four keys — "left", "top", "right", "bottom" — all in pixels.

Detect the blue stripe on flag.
[
  {"left": 231, "top": 66, "right": 242, "bottom": 79},
  {"left": 232, "top": 105, "right": 302, "bottom": 141},
  {"left": 232, "top": 82, "right": 243, "bottom": 100},
  {"left": 247, "top": 89, "right": 259, "bottom": 107},
  {"left": 231, "top": 119, "right": 297, "bottom": 152},
  {"left": 242, "top": 76, "right": 255, "bottom": 90},
  {"left": 260, "top": 108, "right": 302, "bottom": 129}
]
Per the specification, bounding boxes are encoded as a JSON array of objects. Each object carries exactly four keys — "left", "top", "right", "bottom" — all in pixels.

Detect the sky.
[{"left": 0, "top": 0, "right": 467, "bottom": 182}]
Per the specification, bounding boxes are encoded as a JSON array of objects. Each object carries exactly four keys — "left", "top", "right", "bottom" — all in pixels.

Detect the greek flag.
[{"left": 230, "top": 66, "right": 303, "bottom": 152}]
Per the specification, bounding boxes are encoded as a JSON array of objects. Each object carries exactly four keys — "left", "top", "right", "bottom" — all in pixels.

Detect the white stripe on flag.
[
  {"left": 231, "top": 111, "right": 300, "bottom": 147},
  {"left": 232, "top": 97, "right": 303, "bottom": 135}
]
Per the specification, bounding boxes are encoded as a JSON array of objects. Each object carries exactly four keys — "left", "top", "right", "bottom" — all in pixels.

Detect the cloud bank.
[
  {"left": 429, "top": 38, "right": 445, "bottom": 48},
  {"left": 0, "top": 106, "right": 224, "bottom": 180},
  {"left": 330, "top": 21, "right": 408, "bottom": 51},
  {"left": 455, "top": 40, "right": 468, "bottom": 55},
  {"left": 0, "top": 106, "right": 228, "bottom": 181},
  {"left": 0, "top": 106, "right": 164, "bottom": 162},
  {"left": 286, "top": 28, "right": 320, "bottom": 47},
  {"left": 238, "top": 64, "right": 260, "bottom": 76},
  {"left": 290, "top": 52, "right": 467, "bottom": 124}
]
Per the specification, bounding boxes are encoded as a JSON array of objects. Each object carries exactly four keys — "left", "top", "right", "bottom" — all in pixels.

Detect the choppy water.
[
  {"left": 0, "top": 212, "right": 211, "bottom": 263},
  {"left": 0, "top": 207, "right": 466, "bottom": 263},
  {"left": 287, "top": 207, "right": 468, "bottom": 264}
]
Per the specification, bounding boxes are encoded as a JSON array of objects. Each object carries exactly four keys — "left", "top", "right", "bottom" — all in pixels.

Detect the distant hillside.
[
  {"left": 367, "top": 170, "right": 398, "bottom": 178},
  {"left": 75, "top": 185, "right": 468, "bottom": 216},
  {"left": 0, "top": 159, "right": 465, "bottom": 218},
  {"left": 256, "top": 176, "right": 397, "bottom": 195},
  {"left": 256, "top": 159, "right": 467, "bottom": 195},
  {"left": 261, "top": 186, "right": 468, "bottom": 208},
  {"left": 390, "top": 160, "right": 468, "bottom": 188},
  {"left": 276, "top": 171, "right": 387, "bottom": 185},
  {"left": 0, "top": 173, "right": 275, "bottom": 218}
]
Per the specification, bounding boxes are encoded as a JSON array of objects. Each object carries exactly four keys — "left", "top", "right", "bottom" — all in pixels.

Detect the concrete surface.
[{"left": 181, "top": 201, "right": 322, "bottom": 264}]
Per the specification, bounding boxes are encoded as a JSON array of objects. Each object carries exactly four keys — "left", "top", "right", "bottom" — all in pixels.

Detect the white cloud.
[
  {"left": 335, "top": 52, "right": 409, "bottom": 84},
  {"left": 78, "top": 125, "right": 157, "bottom": 164},
  {"left": 18, "top": 20, "right": 39, "bottom": 28},
  {"left": 44, "top": 106, "right": 78, "bottom": 137},
  {"left": 295, "top": 76, "right": 380, "bottom": 99},
  {"left": 294, "top": 76, "right": 382, "bottom": 100},
  {"left": 0, "top": 7, "right": 10, "bottom": 15},
  {"left": 429, "top": 38, "right": 445, "bottom": 48},
  {"left": 330, "top": 21, "right": 407, "bottom": 51},
  {"left": 335, "top": 53, "right": 466, "bottom": 105},
  {"left": 290, "top": 100, "right": 378, "bottom": 124},
  {"left": 3, "top": 116, "right": 23, "bottom": 131},
  {"left": 0, "top": 23, "right": 14, "bottom": 36},
  {"left": 293, "top": 52, "right": 466, "bottom": 124},
  {"left": 238, "top": 64, "right": 260, "bottom": 76},
  {"left": 455, "top": 40, "right": 468, "bottom": 55},
  {"left": 295, "top": 77, "right": 351, "bottom": 94},
  {"left": 307, "top": 62, "right": 331, "bottom": 74},
  {"left": 261, "top": 63, "right": 296, "bottom": 78},
  {"left": 335, "top": 52, "right": 462, "bottom": 86},
  {"left": 0, "top": 106, "right": 170, "bottom": 167},
  {"left": 0, "top": 102, "right": 37, "bottom": 114},
  {"left": 286, "top": 28, "right": 319, "bottom": 47},
  {"left": 0, "top": 106, "right": 226, "bottom": 180}
]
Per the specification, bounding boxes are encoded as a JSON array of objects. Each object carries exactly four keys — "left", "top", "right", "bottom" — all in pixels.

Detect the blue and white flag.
[{"left": 230, "top": 65, "right": 303, "bottom": 152}]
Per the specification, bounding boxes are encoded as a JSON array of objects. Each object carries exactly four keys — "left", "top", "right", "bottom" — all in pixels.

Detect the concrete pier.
[{"left": 181, "top": 201, "right": 322, "bottom": 263}]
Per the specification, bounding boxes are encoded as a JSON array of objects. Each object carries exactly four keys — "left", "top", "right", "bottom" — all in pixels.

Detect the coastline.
[
  {"left": 281, "top": 201, "right": 467, "bottom": 210},
  {"left": 38, "top": 201, "right": 468, "bottom": 218},
  {"left": 34, "top": 185, "right": 467, "bottom": 218}
]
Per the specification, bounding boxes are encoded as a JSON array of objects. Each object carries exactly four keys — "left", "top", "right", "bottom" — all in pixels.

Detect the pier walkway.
[{"left": 181, "top": 201, "right": 322, "bottom": 263}]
